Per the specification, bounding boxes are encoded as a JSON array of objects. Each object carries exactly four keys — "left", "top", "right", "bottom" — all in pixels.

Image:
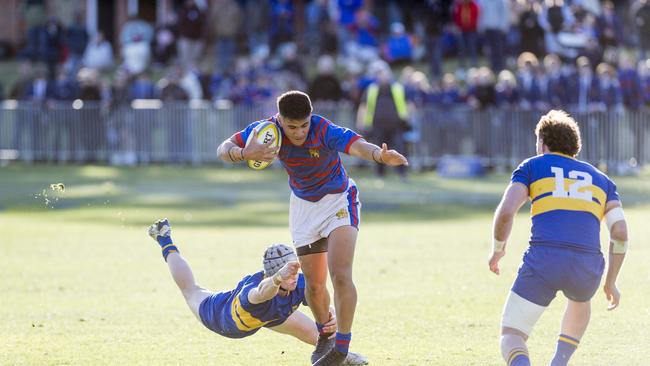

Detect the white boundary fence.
[{"left": 1, "top": 100, "right": 648, "bottom": 169}]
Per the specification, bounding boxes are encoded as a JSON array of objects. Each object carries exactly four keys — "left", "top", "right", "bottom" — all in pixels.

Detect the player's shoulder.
[{"left": 311, "top": 114, "right": 331, "bottom": 126}]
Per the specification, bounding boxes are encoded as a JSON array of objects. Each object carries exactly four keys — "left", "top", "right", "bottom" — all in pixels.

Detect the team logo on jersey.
[
  {"left": 309, "top": 148, "right": 320, "bottom": 158},
  {"left": 336, "top": 208, "right": 348, "bottom": 219}
]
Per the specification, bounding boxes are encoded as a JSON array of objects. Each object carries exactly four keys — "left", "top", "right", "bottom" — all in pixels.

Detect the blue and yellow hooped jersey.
[
  {"left": 199, "top": 271, "right": 307, "bottom": 338},
  {"left": 511, "top": 153, "right": 619, "bottom": 252}
]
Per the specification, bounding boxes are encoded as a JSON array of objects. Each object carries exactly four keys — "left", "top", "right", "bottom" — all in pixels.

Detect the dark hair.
[
  {"left": 277, "top": 91, "right": 312, "bottom": 120},
  {"left": 535, "top": 110, "right": 582, "bottom": 157}
]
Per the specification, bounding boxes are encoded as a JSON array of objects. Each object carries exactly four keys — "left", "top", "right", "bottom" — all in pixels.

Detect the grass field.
[{"left": 1, "top": 164, "right": 649, "bottom": 366}]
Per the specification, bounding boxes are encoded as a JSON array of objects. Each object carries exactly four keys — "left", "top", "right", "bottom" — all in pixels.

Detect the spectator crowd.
[{"left": 4, "top": 0, "right": 650, "bottom": 113}]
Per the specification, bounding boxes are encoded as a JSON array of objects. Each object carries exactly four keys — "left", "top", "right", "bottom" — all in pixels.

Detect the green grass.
[{"left": 1, "top": 164, "right": 649, "bottom": 365}]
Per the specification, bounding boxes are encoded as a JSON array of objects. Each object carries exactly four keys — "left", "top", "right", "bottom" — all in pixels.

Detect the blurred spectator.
[
  {"left": 518, "top": 0, "right": 546, "bottom": 57},
  {"left": 177, "top": 0, "right": 206, "bottom": 68},
  {"left": 347, "top": 7, "right": 380, "bottom": 63},
  {"left": 129, "top": 73, "right": 157, "bottom": 100},
  {"left": 382, "top": 22, "right": 413, "bottom": 67},
  {"left": 543, "top": 53, "right": 568, "bottom": 108},
  {"left": 40, "top": 17, "right": 65, "bottom": 79},
  {"left": 595, "top": 1, "right": 623, "bottom": 50},
  {"left": 452, "top": 0, "right": 480, "bottom": 68},
  {"left": 51, "top": 66, "right": 79, "bottom": 101},
  {"left": 595, "top": 62, "right": 623, "bottom": 111},
  {"left": 158, "top": 67, "right": 191, "bottom": 163},
  {"left": 478, "top": 0, "right": 510, "bottom": 72},
  {"left": 243, "top": 0, "right": 270, "bottom": 55},
  {"left": 50, "top": 67, "right": 79, "bottom": 163},
  {"left": 15, "top": 66, "right": 50, "bottom": 161},
  {"left": 304, "top": 0, "right": 330, "bottom": 56},
  {"left": 618, "top": 55, "right": 643, "bottom": 110},
  {"left": 77, "top": 67, "right": 104, "bottom": 162},
  {"left": 82, "top": 32, "right": 114, "bottom": 71},
  {"left": 423, "top": 0, "right": 449, "bottom": 77},
  {"left": 516, "top": 52, "right": 544, "bottom": 110},
  {"left": 9, "top": 61, "right": 34, "bottom": 99},
  {"left": 120, "top": 16, "right": 154, "bottom": 74},
  {"left": 279, "top": 43, "right": 306, "bottom": 82},
  {"left": 495, "top": 69, "right": 520, "bottom": 107},
  {"left": 269, "top": 0, "right": 295, "bottom": 53},
  {"left": 357, "top": 65, "right": 409, "bottom": 179},
  {"left": 151, "top": 15, "right": 178, "bottom": 67},
  {"left": 439, "top": 72, "right": 463, "bottom": 106},
  {"left": 468, "top": 66, "right": 497, "bottom": 109},
  {"left": 65, "top": 11, "right": 89, "bottom": 77},
  {"left": 337, "top": 0, "right": 364, "bottom": 47},
  {"left": 540, "top": 0, "right": 575, "bottom": 56},
  {"left": 210, "top": 0, "right": 241, "bottom": 73},
  {"left": 180, "top": 66, "right": 204, "bottom": 100},
  {"left": 105, "top": 70, "right": 137, "bottom": 166},
  {"left": 569, "top": 56, "right": 601, "bottom": 112},
  {"left": 633, "top": 0, "right": 650, "bottom": 60},
  {"left": 308, "top": 55, "right": 343, "bottom": 102}
]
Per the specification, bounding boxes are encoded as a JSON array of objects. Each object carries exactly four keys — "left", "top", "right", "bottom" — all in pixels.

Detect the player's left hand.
[
  {"left": 322, "top": 306, "right": 337, "bottom": 334},
  {"left": 379, "top": 143, "right": 409, "bottom": 166},
  {"left": 604, "top": 283, "right": 621, "bottom": 311},
  {"left": 488, "top": 251, "right": 506, "bottom": 275}
]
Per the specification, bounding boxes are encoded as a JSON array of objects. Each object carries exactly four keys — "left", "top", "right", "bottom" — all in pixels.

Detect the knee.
[
  {"left": 306, "top": 280, "right": 328, "bottom": 295},
  {"left": 500, "top": 333, "right": 528, "bottom": 360},
  {"left": 330, "top": 269, "right": 354, "bottom": 289}
]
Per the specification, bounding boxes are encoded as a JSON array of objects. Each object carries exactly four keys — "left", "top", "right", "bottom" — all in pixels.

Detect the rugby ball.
[{"left": 245, "top": 121, "right": 282, "bottom": 170}]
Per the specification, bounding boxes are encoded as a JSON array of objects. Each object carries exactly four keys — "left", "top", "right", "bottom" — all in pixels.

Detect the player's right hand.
[
  {"left": 243, "top": 129, "right": 280, "bottom": 162},
  {"left": 278, "top": 261, "right": 300, "bottom": 281},
  {"left": 604, "top": 283, "right": 620, "bottom": 311},
  {"left": 322, "top": 307, "right": 337, "bottom": 334},
  {"left": 488, "top": 251, "right": 506, "bottom": 275}
]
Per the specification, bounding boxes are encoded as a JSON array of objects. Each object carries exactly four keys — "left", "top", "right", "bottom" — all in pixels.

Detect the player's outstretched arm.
[
  {"left": 603, "top": 200, "right": 629, "bottom": 311},
  {"left": 248, "top": 261, "right": 300, "bottom": 304},
  {"left": 489, "top": 182, "right": 529, "bottom": 275},
  {"left": 348, "top": 139, "right": 408, "bottom": 166}
]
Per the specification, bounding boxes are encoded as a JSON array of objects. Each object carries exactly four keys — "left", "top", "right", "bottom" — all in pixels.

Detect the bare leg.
[
  {"left": 327, "top": 226, "right": 358, "bottom": 334},
  {"left": 165, "top": 252, "right": 211, "bottom": 319},
  {"left": 298, "top": 251, "right": 331, "bottom": 325},
  {"left": 560, "top": 300, "right": 591, "bottom": 339},
  {"left": 549, "top": 300, "right": 590, "bottom": 366}
]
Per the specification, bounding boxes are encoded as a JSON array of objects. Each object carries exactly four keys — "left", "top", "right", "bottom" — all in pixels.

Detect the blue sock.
[
  {"left": 550, "top": 334, "right": 579, "bottom": 366},
  {"left": 335, "top": 332, "right": 351, "bottom": 354},
  {"left": 507, "top": 349, "right": 531, "bottom": 366},
  {"left": 156, "top": 235, "right": 178, "bottom": 261}
]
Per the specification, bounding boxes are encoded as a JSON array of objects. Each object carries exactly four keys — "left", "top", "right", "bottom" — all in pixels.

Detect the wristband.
[
  {"left": 372, "top": 148, "right": 383, "bottom": 164},
  {"left": 228, "top": 146, "right": 241, "bottom": 162},
  {"left": 493, "top": 239, "right": 506, "bottom": 253},
  {"left": 611, "top": 239, "right": 628, "bottom": 254}
]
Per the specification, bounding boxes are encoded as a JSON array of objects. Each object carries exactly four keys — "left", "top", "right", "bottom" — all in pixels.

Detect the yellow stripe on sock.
[
  {"left": 508, "top": 349, "right": 528, "bottom": 365},
  {"left": 559, "top": 336, "right": 579, "bottom": 347},
  {"left": 161, "top": 243, "right": 175, "bottom": 251}
]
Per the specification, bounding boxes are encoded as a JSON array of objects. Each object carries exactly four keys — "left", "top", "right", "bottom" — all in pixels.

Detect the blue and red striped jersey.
[{"left": 234, "top": 114, "right": 362, "bottom": 202}]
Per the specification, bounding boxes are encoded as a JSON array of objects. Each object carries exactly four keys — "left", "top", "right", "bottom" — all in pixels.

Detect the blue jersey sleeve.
[
  {"left": 297, "top": 274, "right": 308, "bottom": 306},
  {"left": 511, "top": 159, "right": 532, "bottom": 187},
  {"left": 233, "top": 121, "right": 263, "bottom": 148},
  {"left": 321, "top": 118, "right": 362, "bottom": 153},
  {"left": 606, "top": 179, "right": 620, "bottom": 202},
  {"left": 237, "top": 273, "right": 270, "bottom": 312}
]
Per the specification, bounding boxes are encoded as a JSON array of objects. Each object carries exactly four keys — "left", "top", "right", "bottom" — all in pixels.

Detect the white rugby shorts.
[{"left": 289, "top": 179, "right": 361, "bottom": 248}]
